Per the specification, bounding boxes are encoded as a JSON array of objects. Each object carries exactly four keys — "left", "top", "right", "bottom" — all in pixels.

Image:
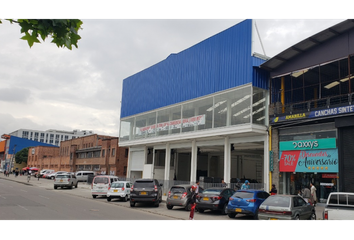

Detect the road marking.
[
  {"left": 20, "top": 189, "right": 28, "bottom": 192},
  {"left": 39, "top": 195, "right": 49, "bottom": 200},
  {"left": 17, "top": 205, "right": 28, "bottom": 211}
]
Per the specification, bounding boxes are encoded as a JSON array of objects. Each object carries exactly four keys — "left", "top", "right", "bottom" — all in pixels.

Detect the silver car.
[
  {"left": 258, "top": 195, "right": 316, "bottom": 220},
  {"left": 166, "top": 185, "right": 193, "bottom": 211},
  {"left": 54, "top": 173, "right": 78, "bottom": 189}
]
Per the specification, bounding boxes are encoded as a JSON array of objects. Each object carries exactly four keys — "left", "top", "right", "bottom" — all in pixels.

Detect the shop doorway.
[{"left": 281, "top": 172, "right": 338, "bottom": 203}]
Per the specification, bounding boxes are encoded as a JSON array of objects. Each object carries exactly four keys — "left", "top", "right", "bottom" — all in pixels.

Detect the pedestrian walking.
[
  {"left": 189, "top": 184, "right": 198, "bottom": 220},
  {"left": 195, "top": 180, "right": 200, "bottom": 194},
  {"left": 241, "top": 180, "right": 250, "bottom": 189},
  {"left": 270, "top": 184, "right": 277, "bottom": 195},
  {"left": 221, "top": 179, "right": 227, "bottom": 188},
  {"left": 310, "top": 183, "right": 317, "bottom": 206},
  {"left": 302, "top": 187, "right": 311, "bottom": 203},
  {"left": 37, "top": 171, "right": 41, "bottom": 181}
]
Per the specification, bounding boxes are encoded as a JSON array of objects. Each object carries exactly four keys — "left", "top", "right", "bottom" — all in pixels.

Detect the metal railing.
[{"left": 270, "top": 93, "right": 354, "bottom": 117}]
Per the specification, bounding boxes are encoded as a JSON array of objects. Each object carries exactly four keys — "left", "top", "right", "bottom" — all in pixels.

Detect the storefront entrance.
[{"left": 280, "top": 172, "right": 338, "bottom": 203}]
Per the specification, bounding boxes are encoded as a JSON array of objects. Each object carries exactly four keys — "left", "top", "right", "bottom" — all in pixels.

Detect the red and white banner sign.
[{"left": 137, "top": 114, "right": 205, "bottom": 135}]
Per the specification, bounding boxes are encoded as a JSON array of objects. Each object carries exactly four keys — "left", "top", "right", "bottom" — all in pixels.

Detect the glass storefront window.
[
  {"left": 182, "top": 97, "right": 213, "bottom": 133},
  {"left": 156, "top": 106, "right": 181, "bottom": 136},
  {"left": 230, "top": 86, "right": 252, "bottom": 126},
  {"left": 119, "top": 85, "right": 266, "bottom": 141},
  {"left": 135, "top": 112, "right": 156, "bottom": 139},
  {"left": 119, "top": 117, "right": 135, "bottom": 142},
  {"left": 282, "top": 172, "right": 337, "bottom": 203},
  {"left": 252, "top": 88, "right": 267, "bottom": 125}
]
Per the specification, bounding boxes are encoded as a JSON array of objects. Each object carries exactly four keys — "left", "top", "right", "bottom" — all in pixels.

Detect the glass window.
[
  {"left": 348, "top": 195, "right": 354, "bottom": 206},
  {"left": 233, "top": 191, "right": 254, "bottom": 199},
  {"left": 182, "top": 97, "right": 213, "bottom": 133},
  {"left": 102, "top": 149, "right": 105, "bottom": 157},
  {"left": 329, "top": 194, "right": 338, "bottom": 204},
  {"left": 112, "top": 148, "right": 115, "bottom": 156},
  {"left": 94, "top": 177, "right": 109, "bottom": 184},
  {"left": 156, "top": 105, "right": 181, "bottom": 136},
  {"left": 263, "top": 196, "right": 290, "bottom": 207},
  {"left": 135, "top": 112, "right": 156, "bottom": 140},
  {"left": 119, "top": 117, "right": 135, "bottom": 142},
  {"left": 252, "top": 88, "right": 266, "bottom": 125},
  {"left": 339, "top": 194, "right": 347, "bottom": 205}
]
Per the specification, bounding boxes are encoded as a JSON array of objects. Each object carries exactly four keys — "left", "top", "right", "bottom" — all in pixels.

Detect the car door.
[
  {"left": 294, "top": 197, "right": 311, "bottom": 221},
  {"left": 126, "top": 182, "right": 131, "bottom": 196}
]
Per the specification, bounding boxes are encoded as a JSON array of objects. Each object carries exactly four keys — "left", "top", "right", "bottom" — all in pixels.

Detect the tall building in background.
[{"left": 8, "top": 129, "right": 94, "bottom": 146}]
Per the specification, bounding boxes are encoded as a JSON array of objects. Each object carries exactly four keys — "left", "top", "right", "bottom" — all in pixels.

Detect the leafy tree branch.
[{"left": 0, "top": 19, "right": 83, "bottom": 50}]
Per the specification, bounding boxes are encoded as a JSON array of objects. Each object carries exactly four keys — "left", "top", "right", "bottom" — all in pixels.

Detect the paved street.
[{"left": 0, "top": 174, "right": 325, "bottom": 220}]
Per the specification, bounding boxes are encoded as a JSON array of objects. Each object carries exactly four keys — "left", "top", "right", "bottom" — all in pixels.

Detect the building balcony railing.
[{"left": 269, "top": 93, "right": 354, "bottom": 117}]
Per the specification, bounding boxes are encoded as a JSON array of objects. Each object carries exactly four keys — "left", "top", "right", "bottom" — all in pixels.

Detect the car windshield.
[
  {"left": 56, "top": 175, "right": 70, "bottom": 178},
  {"left": 134, "top": 181, "right": 154, "bottom": 188},
  {"left": 203, "top": 189, "right": 222, "bottom": 194},
  {"left": 94, "top": 177, "right": 109, "bottom": 184},
  {"left": 171, "top": 187, "right": 187, "bottom": 193},
  {"left": 233, "top": 191, "right": 254, "bottom": 199},
  {"left": 263, "top": 196, "right": 291, "bottom": 207},
  {"left": 111, "top": 183, "right": 124, "bottom": 188}
]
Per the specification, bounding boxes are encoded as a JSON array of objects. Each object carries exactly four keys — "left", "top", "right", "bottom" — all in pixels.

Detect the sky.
[{"left": 0, "top": 3, "right": 347, "bottom": 141}]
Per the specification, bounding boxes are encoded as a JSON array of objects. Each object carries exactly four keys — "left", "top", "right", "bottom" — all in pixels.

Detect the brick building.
[{"left": 27, "top": 134, "right": 129, "bottom": 177}]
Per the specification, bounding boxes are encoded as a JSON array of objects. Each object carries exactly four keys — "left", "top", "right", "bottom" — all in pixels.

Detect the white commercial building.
[{"left": 8, "top": 129, "right": 94, "bottom": 146}]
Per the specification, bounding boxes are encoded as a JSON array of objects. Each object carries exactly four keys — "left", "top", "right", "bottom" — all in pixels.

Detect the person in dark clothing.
[
  {"left": 270, "top": 184, "right": 277, "bottom": 195},
  {"left": 189, "top": 184, "right": 198, "bottom": 220}
]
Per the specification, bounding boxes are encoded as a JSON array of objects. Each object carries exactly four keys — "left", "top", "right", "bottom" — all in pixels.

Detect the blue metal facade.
[
  {"left": 8, "top": 136, "right": 58, "bottom": 154},
  {"left": 121, "top": 19, "right": 268, "bottom": 118}
]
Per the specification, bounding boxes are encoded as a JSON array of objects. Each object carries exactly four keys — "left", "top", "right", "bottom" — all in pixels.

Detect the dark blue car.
[{"left": 227, "top": 189, "right": 270, "bottom": 219}]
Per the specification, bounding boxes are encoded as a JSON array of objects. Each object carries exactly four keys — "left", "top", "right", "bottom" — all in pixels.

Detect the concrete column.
[
  {"left": 224, "top": 136, "right": 231, "bottom": 184},
  {"left": 190, "top": 140, "right": 197, "bottom": 184},
  {"left": 164, "top": 143, "right": 171, "bottom": 181},
  {"left": 126, "top": 148, "right": 132, "bottom": 178},
  {"left": 263, "top": 135, "right": 269, "bottom": 192}
]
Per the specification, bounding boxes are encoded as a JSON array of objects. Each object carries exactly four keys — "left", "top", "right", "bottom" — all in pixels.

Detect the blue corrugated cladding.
[
  {"left": 8, "top": 136, "right": 58, "bottom": 154},
  {"left": 121, "top": 19, "right": 256, "bottom": 118},
  {"left": 252, "top": 56, "right": 269, "bottom": 90}
]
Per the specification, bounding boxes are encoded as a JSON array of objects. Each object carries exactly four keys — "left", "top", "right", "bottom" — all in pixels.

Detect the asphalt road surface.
[{"left": 0, "top": 180, "right": 171, "bottom": 220}]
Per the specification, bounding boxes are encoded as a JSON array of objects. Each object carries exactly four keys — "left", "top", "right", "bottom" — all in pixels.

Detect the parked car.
[
  {"left": 258, "top": 195, "right": 316, "bottom": 220},
  {"left": 76, "top": 171, "right": 95, "bottom": 182},
  {"left": 42, "top": 171, "right": 54, "bottom": 178},
  {"left": 0, "top": 169, "right": 4, "bottom": 173},
  {"left": 166, "top": 184, "right": 204, "bottom": 211},
  {"left": 196, "top": 187, "right": 235, "bottom": 214},
  {"left": 54, "top": 173, "right": 78, "bottom": 189},
  {"left": 323, "top": 192, "right": 354, "bottom": 220},
  {"left": 39, "top": 169, "right": 50, "bottom": 176},
  {"left": 227, "top": 189, "right": 270, "bottom": 219},
  {"left": 91, "top": 175, "right": 119, "bottom": 198},
  {"left": 107, "top": 181, "right": 132, "bottom": 202},
  {"left": 130, "top": 178, "right": 163, "bottom": 207},
  {"left": 48, "top": 171, "right": 68, "bottom": 180}
]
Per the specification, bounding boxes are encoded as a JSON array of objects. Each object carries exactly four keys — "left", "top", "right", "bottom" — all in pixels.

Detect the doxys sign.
[
  {"left": 279, "top": 149, "right": 338, "bottom": 173},
  {"left": 280, "top": 138, "right": 336, "bottom": 151}
]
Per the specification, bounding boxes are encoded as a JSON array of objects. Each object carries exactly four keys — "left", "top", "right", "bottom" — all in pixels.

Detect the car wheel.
[
  {"left": 130, "top": 201, "right": 135, "bottom": 207},
  {"left": 75, "top": 182, "right": 78, "bottom": 188},
  {"left": 123, "top": 195, "right": 128, "bottom": 202},
  {"left": 310, "top": 211, "right": 316, "bottom": 220},
  {"left": 107, "top": 197, "right": 111, "bottom": 202},
  {"left": 92, "top": 195, "right": 97, "bottom": 199},
  {"left": 198, "top": 209, "right": 205, "bottom": 213},
  {"left": 154, "top": 201, "right": 160, "bottom": 207},
  {"left": 185, "top": 203, "right": 192, "bottom": 211},
  {"left": 70, "top": 183, "right": 73, "bottom": 189},
  {"left": 54, "top": 186, "right": 57, "bottom": 189},
  {"left": 167, "top": 205, "right": 173, "bottom": 210},
  {"left": 228, "top": 213, "right": 236, "bottom": 218},
  {"left": 295, "top": 215, "right": 300, "bottom": 220},
  {"left": 159, "top": 195, "right": 162, "bottom": 203}
]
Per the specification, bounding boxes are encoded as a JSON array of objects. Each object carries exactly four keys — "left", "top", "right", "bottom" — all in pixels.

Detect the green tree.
[
  {"left": 15, "top": 147, "right": 30, "bottom": 164},
  {"left": 0, "top": 19, "right": 83, "bottom": 50}
]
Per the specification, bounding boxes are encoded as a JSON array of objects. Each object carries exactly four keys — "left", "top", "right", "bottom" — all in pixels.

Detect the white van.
[
  {"left": 91, "top": 175, "right": 119, "bottom": 198},
  {"left": 75, "top": 171, "right": 95, "bottom": 182}
]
